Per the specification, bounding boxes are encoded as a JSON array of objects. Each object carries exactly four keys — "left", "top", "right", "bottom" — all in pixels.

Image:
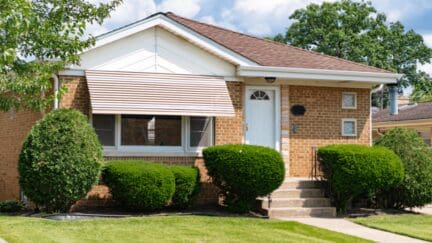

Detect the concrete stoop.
[{"left": 260, "top": 178, "right": 336, "bottom": 218}]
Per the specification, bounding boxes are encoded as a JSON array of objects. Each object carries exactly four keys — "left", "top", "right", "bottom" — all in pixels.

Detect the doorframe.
[{"left": 244, "top": 85, "right": 281, "bottom": 151}]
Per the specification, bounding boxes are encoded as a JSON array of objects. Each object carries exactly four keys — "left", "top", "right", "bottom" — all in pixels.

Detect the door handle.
[{"left": 245, "top": 123, "right": 248, "bottom": 131}]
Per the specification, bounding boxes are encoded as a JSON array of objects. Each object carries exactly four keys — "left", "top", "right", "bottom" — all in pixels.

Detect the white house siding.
[{"left": 78, "top": 27, "right": 236, "bottom": 76}]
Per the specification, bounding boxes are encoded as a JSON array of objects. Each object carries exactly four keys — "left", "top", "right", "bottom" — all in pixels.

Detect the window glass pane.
[
  {"left": 121, "top": 115, "right": 181, "bottom": 146},
  {"left": 92, "top": 114, "right": 115, "bottom": 146},
  {"left": 190, "top": 117, "right": 212, "bottom": 147},
  {"left": 343, "top": 94, "right": 356, "bottom": 108},
  {"left": 343, "top": 121, "right": 356, "bottom": 135}
]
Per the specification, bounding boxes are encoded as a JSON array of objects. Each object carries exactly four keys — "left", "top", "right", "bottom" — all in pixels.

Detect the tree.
[
  {"left": 274, "top": 0, "right": 432, "bottom": 107},
  {"left": 0, "top": 0, "right": 121, "bottom": 112},
  {"left": 411, "top": 78, "right": 432, "bottom": 102}
]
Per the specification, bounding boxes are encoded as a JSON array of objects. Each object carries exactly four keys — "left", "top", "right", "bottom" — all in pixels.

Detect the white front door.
[{"left": 245, "top": 86, "right": 277, "bottom": 149}]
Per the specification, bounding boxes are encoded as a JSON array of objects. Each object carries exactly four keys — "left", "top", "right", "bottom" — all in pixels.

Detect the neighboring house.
[
  {"left": 373, "top": 101, "right": 432, "bottom": 146},
  {"left": 0, "top": 12, "right": 401, "bottom": 205}
]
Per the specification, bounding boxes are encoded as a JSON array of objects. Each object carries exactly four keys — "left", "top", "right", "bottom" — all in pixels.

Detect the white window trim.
[
  {"left": 342, "top": 92, "right": 357, "bottom": 109},
  {"left": 92, "top": 114, "right": 214, "bottom": 156},
  {"left": 341, "top": 118, "right": 357, "bottom": 137}
]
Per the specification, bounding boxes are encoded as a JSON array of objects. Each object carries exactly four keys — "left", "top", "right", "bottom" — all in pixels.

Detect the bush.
[
  {"left": 203, "top": 144, "right": 285, "bottom": 213},
  {"left": 0, "top": 200, "right": 25, "bottom": 213},
  {"left": 19, "top": 109, "right": 102, "bottom": 212},
  {"left": 103, "top": 160, "right": 175, "bottom": 211},
  {"left": 375, "top": 128, "right": 432, "bottom": 208},
  {"left": 169, "top": 166, "right": 200, "bottom": 209},
  {"left": 318, "top": 144, "right": 404, "bottom": 212}
]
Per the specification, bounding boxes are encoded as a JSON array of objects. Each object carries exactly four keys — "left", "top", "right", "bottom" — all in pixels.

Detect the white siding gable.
[{"left": 78, "top": 27, "right": 236, "bottom": 76}]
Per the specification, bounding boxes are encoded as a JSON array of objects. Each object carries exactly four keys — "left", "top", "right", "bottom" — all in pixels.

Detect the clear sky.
[{"left": 88, "top": 0, "right": 432, "bottom": 76}]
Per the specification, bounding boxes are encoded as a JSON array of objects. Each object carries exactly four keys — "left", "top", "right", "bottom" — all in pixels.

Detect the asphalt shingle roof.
[
  {"left": 165, "top": 12, "right": 390, "bottom": 73},
  {"left": 373, "top": 102, "right": 432, "bottom": 123}
]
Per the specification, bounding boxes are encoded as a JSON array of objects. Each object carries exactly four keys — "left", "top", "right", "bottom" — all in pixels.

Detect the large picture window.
[
  {"left": 92, "top": 114, "right": 213, "bottom": 154},
  {"left": 121, "top": 115, "right": 182, "bottom": 146}
]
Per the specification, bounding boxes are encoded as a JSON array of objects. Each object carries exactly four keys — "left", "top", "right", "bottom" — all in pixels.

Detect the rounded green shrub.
[
  {"left": 19, "top": 109, "right": 102, "bottom": 212},
  {"left": 318, "top": 144, "right": 404, "bottom": 212},
  {"left": 375, "top": 128, "right": 432, "bottom": 208},
  {"left": 203, "top": 144, "right": 285, "bottom": 213},
  {"left": 103, "top": 160, "right": 175, "bottom": 211},
  {"left": 169, "top": 166, "right": 200, "bottom": 209}
]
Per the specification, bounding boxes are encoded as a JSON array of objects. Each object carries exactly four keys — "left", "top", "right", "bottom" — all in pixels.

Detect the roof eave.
[
  {"left": 373, "top": 118, "right": 432, "bottom": 128},
  {"left": 237, "top": 65, "right": 401, "bottom": 84}
]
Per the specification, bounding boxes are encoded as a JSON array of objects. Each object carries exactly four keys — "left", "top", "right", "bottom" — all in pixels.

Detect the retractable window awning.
[{"left": 85, "top": 70, "right": 235, "bottom": 117}]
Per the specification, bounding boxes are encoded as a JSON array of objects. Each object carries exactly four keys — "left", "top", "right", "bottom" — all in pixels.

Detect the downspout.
[
  {"left": 371, "top": 84, "right": 384, "bottom": 94},
  {"left": 370, "top": 84, "right": 384, "bottom": 146},
  {"left": 53, "top": 74, "right": 59, "bottom": 110}
]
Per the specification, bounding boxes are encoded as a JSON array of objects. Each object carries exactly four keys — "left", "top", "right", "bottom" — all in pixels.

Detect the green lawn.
[
  {"left": 0, "top": 215, "right": 370, "bottom": 243},
  {"left": 352, "top": 214, "right": 432, "bottom": 242}
]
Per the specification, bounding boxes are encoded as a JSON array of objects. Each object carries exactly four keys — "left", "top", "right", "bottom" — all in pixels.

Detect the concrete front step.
[
  {"left": 268, "top": 207, "right": 336, "bottom": 218},
  {"left": 279, "top": 179, "right": 324, "bottom": 189},
  {"left": 262, "top": 198, "right": 331, "bottom": 208},
  {"left": 271, "top": 188, "right": 325, "bottom": 198}
]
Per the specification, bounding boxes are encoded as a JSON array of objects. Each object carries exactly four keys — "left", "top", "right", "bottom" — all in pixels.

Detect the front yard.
[
  {"left": 0, "top": 215, "right": 370, "bottom": 243},
  {"left": 352, "top": 214, "right": 432, "bottom": 242}
]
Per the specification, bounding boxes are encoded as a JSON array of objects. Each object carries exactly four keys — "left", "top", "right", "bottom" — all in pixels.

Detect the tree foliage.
[
  {"left": 411, "top": 78, "right": 432, "bottom": 102},
  {"left": 374, "top": 128, "right": 432, "bottom": 208},
  {"left": 274, "top": 0, "right": 432, "bottom": 106},
  {"left": 0, "top": 0, "right": 121, "bottom": 112}
]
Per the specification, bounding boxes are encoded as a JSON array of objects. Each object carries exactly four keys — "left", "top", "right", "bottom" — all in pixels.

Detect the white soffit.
[{"left": 85, "top": 70, "right": 235, "bottom": 117}]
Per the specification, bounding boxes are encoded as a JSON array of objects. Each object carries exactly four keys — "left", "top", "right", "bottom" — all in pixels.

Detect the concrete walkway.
[
  {"left": 280, "top": 217, "right": 426, "bottom": 243},
  {"left": 411, "top": 204, "right": 432, "bottom": 215}
]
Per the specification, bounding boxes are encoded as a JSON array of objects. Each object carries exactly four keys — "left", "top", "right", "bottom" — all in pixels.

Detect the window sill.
[{"left": 103, "top": 148, "right": 203, "bottom": 157}]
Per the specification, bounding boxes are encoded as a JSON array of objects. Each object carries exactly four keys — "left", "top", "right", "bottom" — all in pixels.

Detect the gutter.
[{"left": 237, "top": 65, "right": 402, "bottom": 83}]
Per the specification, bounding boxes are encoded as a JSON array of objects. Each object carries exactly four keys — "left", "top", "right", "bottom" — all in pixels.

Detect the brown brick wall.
[
  {"left": 288, "top": 86, "right": 371, "bottom": 176},
  {"left": 0, "top": 111, "right": 42, "bottom": 200},
  {"left": 0, "top": 75, "right": 373, "bottom": 205},
  {"left": 72, "top": 156, "right": 219, "bottom": 210},
  {"left": 215, "top": 82, "right": 244, "bottom": 144},
  {"left": 59, "top": 75, "right": 90, "bottom": 117}
]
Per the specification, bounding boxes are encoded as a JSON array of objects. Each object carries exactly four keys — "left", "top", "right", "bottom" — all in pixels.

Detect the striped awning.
[{"left": 85, "top": 70, "right": 235, "bottom": 117}]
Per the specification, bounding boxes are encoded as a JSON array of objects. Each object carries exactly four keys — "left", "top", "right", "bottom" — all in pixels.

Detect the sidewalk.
[
  {"left": 280, "top": 217, "right": 426, "bottom": 243},
  {"left": 411, "top": 204, "right": 432, "bottom": 215}
]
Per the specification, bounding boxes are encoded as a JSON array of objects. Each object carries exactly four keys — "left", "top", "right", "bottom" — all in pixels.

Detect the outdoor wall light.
[{"left": 264, "top": 77, "right": 276, "bottom": 83}]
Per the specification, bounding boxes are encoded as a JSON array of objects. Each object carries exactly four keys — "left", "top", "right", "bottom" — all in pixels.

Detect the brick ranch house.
[{"left": 0, "top": 12, "right": 401, "bottom": 208}]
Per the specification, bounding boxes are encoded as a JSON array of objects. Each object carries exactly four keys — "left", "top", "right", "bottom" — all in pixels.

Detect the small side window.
[
  {"left": 189, "top": 117, "right": 213, "bottom": 148},
  {"left": 92, "top": 114, "right": 115, "bottom": 146},
  {"left": 342, "top": 92, "right": 357, "bottom": 109},
  {"left": 342, "top": 119, "right": 357, "bottom": 137}
]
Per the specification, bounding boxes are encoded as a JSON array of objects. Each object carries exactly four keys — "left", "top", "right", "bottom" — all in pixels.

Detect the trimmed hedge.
[
  {"left": 169, "top": 166, "right": 200, "bottom": 209},
  {"left": 203, "top": 144, "right": 285, "bottom": 213},
  {"left": 0, "top": 200, "right": 24, "bottom": 213},
  {"left": 318, "top": 144, "right": 404, "bottom": 212},
  {"left": 19, "top": 109, "right": 102, "bottom": 212},
  {"left": 103, "top": 161, "right": 175, "bottom": 211},
  {"left": 375, "top": 128, "right": 432, "bottom": 208}
]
